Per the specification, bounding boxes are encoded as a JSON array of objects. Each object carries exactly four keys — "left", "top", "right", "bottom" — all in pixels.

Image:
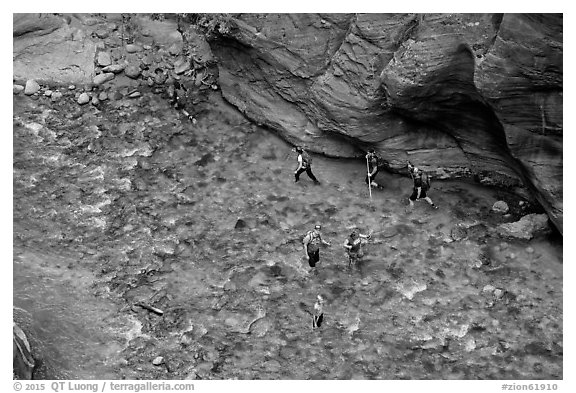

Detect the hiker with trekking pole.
[{"left": 365, "top": 148, "right": 381, "bottom": 188}]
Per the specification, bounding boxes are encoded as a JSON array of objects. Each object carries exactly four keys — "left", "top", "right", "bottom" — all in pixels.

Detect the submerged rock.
[
  {"left": 126, "top": 44, "right": 143, "bottom": 53},
  {"left": 492, "top": 200, "right": 509, "bottom": 214},
  {"left": 102, "top": 64, "right": 126, "bottom": 74},
  {"left": 50, "top": 91, "right": 63, "bottom": 102},
  {"left": 93, "top": 72, "right": 115, "bottom": 86},
  {"left": 77, "top": 92, "right": 90, "bottom": 105},
  {"left": 497, "top": 213, "right": 551, "bottom": 240},
  {"left": 96, "top": 51, "right": 112, "bottom": 67},
  {"left": 124, "top": 64, "right": 141, "bottom": 79},
  {"left": 234, "top": 218, "right": 247, "bottom": 229}
]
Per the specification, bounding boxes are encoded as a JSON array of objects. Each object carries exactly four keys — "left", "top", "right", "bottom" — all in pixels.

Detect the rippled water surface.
[{"left": 13, "top": 92, "right": 562, "bottom": 379}]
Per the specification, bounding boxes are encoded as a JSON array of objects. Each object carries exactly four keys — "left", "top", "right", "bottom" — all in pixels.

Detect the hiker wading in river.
[
  {"left": 312, "top": 295, "right": 325, "bottom": 329},
  {"left": 365, "top": 148, "right": 381, "bottom": 188},
  {"left": 407, "top": 161, "right": 438, "bottom": 210},
  {"left": 303, "top": 224, "right": 331, "bottom": 268},
  {"left": 343, "top": 228, "right": 371, "bottom": 267},
  {"left": 294, "top": 146, "right": 320, "bottom": 184}
]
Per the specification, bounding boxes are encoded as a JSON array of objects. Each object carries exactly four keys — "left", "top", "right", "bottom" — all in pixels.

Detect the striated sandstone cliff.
[{"left": 209, "top": 13, "right": 563, "bottom": 233}]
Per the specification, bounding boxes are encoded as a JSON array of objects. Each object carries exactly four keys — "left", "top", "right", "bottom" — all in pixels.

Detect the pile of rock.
[
  {"left": 14, "top": 79, "right": 109, "bottom": 106},
  {"left": 13, "top": 14, "right": 219, "bottom": 117}
]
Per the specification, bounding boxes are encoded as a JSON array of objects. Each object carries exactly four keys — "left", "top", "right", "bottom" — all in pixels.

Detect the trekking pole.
[{"left": 366, "top": 155, "right": 372, "bottom": 201}]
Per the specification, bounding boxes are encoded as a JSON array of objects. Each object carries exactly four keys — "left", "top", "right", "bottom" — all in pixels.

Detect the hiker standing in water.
[
  {"left": 407, "top": 161, "right": 438, "bottom": 209},
  {"left": 303, "top": 224, "right": 331, "bottom": 268},
  {"left": 294, "top": 146, "right": 320, "bottom": 184},
  {"left": 312, "top": 295, "right": 325, "bottom": 328},
  {"left": 168, "top": 77, "right": 193, "bottom": 121},
  {"left": 365, "top": 148, "right": 381, "bottom": 188},
  {"left": 343, "top": 228, "right": 371, "bottom": 267}
]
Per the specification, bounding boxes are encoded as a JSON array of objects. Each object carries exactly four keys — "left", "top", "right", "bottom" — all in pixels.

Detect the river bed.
[{"left": 13, "top": 91, "right": 562, "bottom": 380}]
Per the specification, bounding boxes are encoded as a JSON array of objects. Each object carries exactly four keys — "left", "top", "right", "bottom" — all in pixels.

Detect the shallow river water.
[{"left": 13, "top": 92, "right": 562, "bottom": 380}]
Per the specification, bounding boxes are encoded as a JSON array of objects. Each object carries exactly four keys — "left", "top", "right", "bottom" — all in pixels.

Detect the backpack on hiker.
[
  {"left": 301, "top": 151, "right": 312, "bottom": 168},
  {"left": 305, "top": 230, "right": 320, "bottom": 252},
  {"left": 420, "top": 171, "right": 431, "bottom": 191}
]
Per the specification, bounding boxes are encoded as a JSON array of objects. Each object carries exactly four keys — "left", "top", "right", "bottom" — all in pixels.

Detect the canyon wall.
[{"left": 209, "top": 13, "right": 562, "bottom": 232}]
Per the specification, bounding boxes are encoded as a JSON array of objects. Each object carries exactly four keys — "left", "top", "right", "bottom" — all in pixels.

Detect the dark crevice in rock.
[
  {"left": 306, "top": 14, "right": 357, "bottom": 80},
  {"left": 393, "top": 14, "right": 422, "bottom": 48},
  {"left": 387, "top": 44, "right": 511, "bottom": 154},
  {"left": 491, "top": 14, "right": 504, "bottom": 37}
]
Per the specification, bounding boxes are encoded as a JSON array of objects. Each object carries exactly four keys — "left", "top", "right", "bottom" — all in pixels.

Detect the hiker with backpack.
[
  {"left": 343, "top": 228, "right": 371, "bottom": 267},
  {"left": 302, "top": 224, "right": 331, "bottom": 268},
  {"left": 294, "top": 146, "right": 320, "bottom": 184},
  {"left": 365, "top": 148, "right": 381, "bottom": 188},
  {"left": 407, "top": 161, "right": 438, "bottom": 209}
]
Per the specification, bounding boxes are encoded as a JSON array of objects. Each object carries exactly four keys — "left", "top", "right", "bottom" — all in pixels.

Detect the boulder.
[
  {"left": 152, "top": 356, "right": 164, "bottom": 366},
  {"left": 135, "top": 16, "right": 182, "bottom": 47},
  {"left": 124, "top": 64, "right": 141, "bottom": 79},
  {"left": 128, "top": 91, "right": 142, "bottom": 98},
  {"left": 98, "top": 92, "right": 108, "bottom": 101},
  {"left": 24, "top": 79, "right": 40, "bottom": 95},
  {"left": 13, "top": 14, "right": 97, "bottom": 85},
  {"left": 497, "top": 213, "right": 551, "bottom": 240},
  {"left": 13, "top": 13, "right": 63, "bottom": 37},
  {"left": 93, "top": 72, "right": 115, "bottom": 86},
  {"left": 13, "top": 84, "right": 24, "bottom": 94},
  {"left": 51, "top": 91, "right": 63, "bottom": 102},
  {"left": 185, "top": 29, "right": 214, "bottom": 65},
  {"left": 102, "top": 64, "right": 126, "bottom": 74},
  {"left": 168, "top": 42, "right": 183, "bottom": 56},
  {"left": 174, "top": 57, "right": 191, "bottom": 74},
  {"left": 126, "top": 44, "right": 143, "bottom": 53},
  {"left": 235, "top": 219, "right": 247, "bottom": 229},
  {"left": 97, "top": 51, "right": 112, "bottom": 67},
  {"left": 142, "top": 54, "right": 154, "bottom": 66},
  {"left": 111, "top": 91, "right": 124, "bottom": 100},
  {"left": 94, "top": 28, "right": 109, "bottom": 39},
  {"left": 77, "top": 92, "right": 90, "bottom": 105},
  {"left": 154, "top": 70, "right": 169, "bottom": 85},
  {"left": 492, "top": 200, "right": 509, "bottom": 214}
]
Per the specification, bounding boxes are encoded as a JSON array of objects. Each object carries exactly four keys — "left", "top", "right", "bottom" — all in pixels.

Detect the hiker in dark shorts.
[
  {"left": 407, "top": 161, "right": 438, "bottom": 209},
  {"left": 343, "top": 228, "right": 371, "bottom": 267},
  {"left": 312, "top": 295, "right": 325, "bottom": 328},
  {"left": 294, "top": 146, "right": 320, "bottom": 184},
  {"left": 365, "top": 148, "right": 380, "bottom": 187},
  {"left": 302, "top": 224, "right": 331, "bottom": 268}
]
